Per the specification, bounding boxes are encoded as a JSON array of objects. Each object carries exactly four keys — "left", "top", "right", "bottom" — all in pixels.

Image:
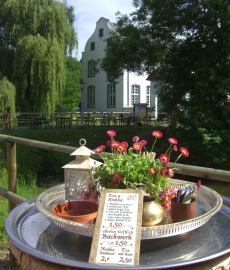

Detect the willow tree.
[
  {"left": 0, "top": 0, "right": 78, "bottom": 112},
  {"left": 0, "top": 77, "right": 16, "bottom": 113}
]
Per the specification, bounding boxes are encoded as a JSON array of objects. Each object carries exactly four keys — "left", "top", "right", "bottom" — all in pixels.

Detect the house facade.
[{"left": 81, "top": 17, "right": 158, "bottom": 117}]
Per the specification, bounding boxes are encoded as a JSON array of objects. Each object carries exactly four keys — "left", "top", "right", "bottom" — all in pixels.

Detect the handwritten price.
[
  {"left": 115, "top": 241, "right": 127, "bottom": 246},
  {"left": 100, "top": 256, "right": 110, "bottom": 263},
  {"left": 119, "top": 257, "right": 132, "bottom": 264},
  {"left": 109, "top": 222, "right": 122, "bottom": 228}
]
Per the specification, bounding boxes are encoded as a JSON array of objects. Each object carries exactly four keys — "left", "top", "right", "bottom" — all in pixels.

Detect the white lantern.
[{"left": 62, "top": 138, "right": 102, "bottom": 201}]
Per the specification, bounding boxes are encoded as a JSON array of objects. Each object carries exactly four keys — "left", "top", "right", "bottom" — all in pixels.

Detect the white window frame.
[
  {"left": 146, "top": 86, "right": 151, "bottom": 107},
  {"left": 107, "top": 85, "right": 116, "bottom": 108},
  {"left": 88, "top": 86, "right": 95, "bottom": 108},
  {"left": 131, "top": 85, "right": 140, "bottom": 105},
  {"left": 88, "top": 61, "right": 95, "bottom": 77}
]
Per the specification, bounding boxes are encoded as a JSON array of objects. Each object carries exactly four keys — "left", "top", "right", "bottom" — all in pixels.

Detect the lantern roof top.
[{"left": 70, "top": 139, "right": 94, "bottom": 157}]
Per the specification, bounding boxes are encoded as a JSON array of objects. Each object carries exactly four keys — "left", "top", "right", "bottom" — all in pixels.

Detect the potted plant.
[{"left": 81, "top": 130, "right": 189, "bottom": 225}]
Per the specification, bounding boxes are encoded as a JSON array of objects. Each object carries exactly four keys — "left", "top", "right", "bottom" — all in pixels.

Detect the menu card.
[{"left": 89, "top": 189, "right": 143, "bottom": 266}]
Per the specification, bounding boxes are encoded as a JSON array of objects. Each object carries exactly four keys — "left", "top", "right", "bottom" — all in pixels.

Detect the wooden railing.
[{"left": 1, "top": 134, "right": 230, "bottom": 211}]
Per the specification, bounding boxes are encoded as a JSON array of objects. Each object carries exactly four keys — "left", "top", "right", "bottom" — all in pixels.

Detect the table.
[
  {"left": 5, "top": 196, "right": 230, "bottom": 270},
  {"left": 29, "top": 117, "right": 51, "bottom": 129},
  {"left": 55, "top": 117, "right": 71, "bottom": 128}
]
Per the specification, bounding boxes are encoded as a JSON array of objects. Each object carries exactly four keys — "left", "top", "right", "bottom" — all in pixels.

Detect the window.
[
  {"left": 146, "top": 86, "right": 151, "bottom": 107},
  {"left": 88, "top": 61, "right": 95, "bottom": 77},
  {"left": 90, "top": 42, "right": 95, "bottom": 51},
  {"left": 99, "top": 28, "right": 104, "bottom": 38},
  {"left": 131, "top": 85, "right": 140, "bottom": 105},
  {"left": 107, "top": 85, "right": 116, "bottom": 108},
  {"left": 88, "top": 86, "right": 95, "bottom": 108}
]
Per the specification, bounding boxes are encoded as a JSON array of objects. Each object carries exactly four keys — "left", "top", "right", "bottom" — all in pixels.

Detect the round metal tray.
[
  {"left": 35, "top": 180, "right": 223, "bottom": 239},
  {"left": 4, "top": 195, "right": 230, "bottom": 269}
]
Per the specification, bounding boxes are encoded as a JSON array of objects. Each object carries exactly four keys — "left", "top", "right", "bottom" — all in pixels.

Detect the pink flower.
[
  {"left": 106, "top": 141, "right": 112, "bottom": 147},
  {"left": 198, "top": 180, "right": 201, "bottom": 190},
  {"left": 100, "top": 178, "right": 105, "bottom": 187},
  {"left": 173, "top": 145, "right": 177, "bottom": 152},
  {"left": 168, "top": 138, "right": 178, "bottom": 144},
  {"left": 159, "top": 154, "right": 170, "bottom": 164},
  {"left": 81, "top": 190, "right": 90, "bottom": 200},
  {"left": 150, "top": 167, "right": 158, "bottom": 175},
  {"left": 160, "top": 167, "right": 166, "bottom": 176},
  {"left": 180, "top": 147, "right": 189, "bottom": 157},
  {"left": 140, "top": 140, "right": 147, "bottom": 146},
  {"left": 95, "top": 146, "right": 105, "bottom": 153},
  {"left": 90, "top": 193, "right": 98, "bottom": 202},
  {"left": 111, "top": 172, "right": 121, "bottom": 185},
  {"left": 152, "top": 131, "right": 163, "bottom": 138},
  {"left": 133, "top": 142, "right": 143, "bottom": 151},
  {"left": 165, "top": 166, "right": 174, "bottom": 177},
  {"left": 132, "top": 136, "right": 139, "bottom": 142},
  {"left": 117, "top": 144, "right": 126, "bottom": 153},
  {"left": 88, "top": 183, "right": 97, "bottom": 192},
  {"left": 107, "top": 130, "right": 116, "bottom": 137},
  {"left": 122, "top": 141, "right": 128, "bottom": 148},
  {"left": 111, "top": 141, "right": 119, "bottom": 148}
]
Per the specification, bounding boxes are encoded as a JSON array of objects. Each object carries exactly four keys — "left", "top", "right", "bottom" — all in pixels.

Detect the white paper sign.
[{"left": 89, "top": 189, "right": 143, "bottom": 266}]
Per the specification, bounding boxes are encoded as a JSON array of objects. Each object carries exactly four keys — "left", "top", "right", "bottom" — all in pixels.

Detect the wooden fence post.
[
  {"left": 7, "top": 141, "right": 17, "bottom": 212},
  {"left": 7, "top": 141, "right": 17, "bottom": 267}
]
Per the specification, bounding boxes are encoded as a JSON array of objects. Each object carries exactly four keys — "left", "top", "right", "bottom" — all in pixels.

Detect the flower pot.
[
  {"left": 142, "top": 196, "right": 165, "bottom": 226},
  {"left": 52, "top": 201, "right": 98, "bottom": 224},
  {"left": 171, "top": 197, "right": 196, "bottom": 223}
]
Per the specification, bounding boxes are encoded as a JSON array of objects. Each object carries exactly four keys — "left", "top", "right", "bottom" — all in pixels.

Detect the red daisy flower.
[
  {"left": 107, "top": 130, "right": 116, "bottom": 137},
  {"left": 122, "top": 141, "right": 128, "bottom": 148},
  {"left": 173, "top": 145, "right": 178, "bottom": 152},
  {"left": 88, "top": 183, "right": 97, "bottom": 192},
  {"left": 111, "top": 141, "right": 119, "bottom": 148},
  {"left": 152, "top": 131, "right": 163, "bottom": 138},
  {"left": 160, "top": 167, "right": 166, "bottom": 176},
  {"left": 180, "top": 147, "right": 189, "bottom": 157},
  {"left": 168, "top": 138, "right": 178, "bottom": 144},
  {"left": 140, "top": 140, "right": 147, "bottom": 146},
  {"left": 100, "top": 178, "right": 105, "bottom": 187},
  {"left": 106, "top": 141, "right": 112, "bottom": 147},
  {"left": 165, "top": 166, "right": 174, "bottom": 177},
  {"left": 117, "top": 144, "right": 126, "bottom": 153},
  {"left": 90, "top": 193, "right": 98, "bottom": 202},
  {"left": 159, "top": 154, "right": 170, "bottom": 164},
  {"left": 150, "top": 167, "right": 158, "bottom": 175},
  {"left": 95, "top": 146, "right": 104, "bottom": 153},
  {"left": 111, "top": 172, "right": 121, "bottom": 185},
  {"left": 133, "top": 142, "right": 143, "bottom": 151},
  {"left": 80, "top": 190, "right": 90, "bottom": 200},
  {"left": 132, "top": 136, "right": 139, "bottom": 142}
]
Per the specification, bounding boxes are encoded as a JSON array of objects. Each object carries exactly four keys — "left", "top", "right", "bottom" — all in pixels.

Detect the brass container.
[{"left": 142, "top": 196, "right": 165, "bottom": 226}]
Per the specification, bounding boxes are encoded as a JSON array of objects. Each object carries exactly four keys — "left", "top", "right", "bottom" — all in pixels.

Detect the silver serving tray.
[
  {"left": 35, "top": 180, "right": 223, "bottom": 239},
  {"left": 4, "top": 195, "right": 230, "bottom": 269}
]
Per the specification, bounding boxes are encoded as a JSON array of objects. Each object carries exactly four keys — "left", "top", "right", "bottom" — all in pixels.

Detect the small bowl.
[{"left": 52, "top": 201, "right": 98, "bottom": 224}]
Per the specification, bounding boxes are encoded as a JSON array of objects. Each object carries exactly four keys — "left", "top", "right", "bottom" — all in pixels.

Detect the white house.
[{"left": 81, "top": 17, "right": 158, "bottom": 117}]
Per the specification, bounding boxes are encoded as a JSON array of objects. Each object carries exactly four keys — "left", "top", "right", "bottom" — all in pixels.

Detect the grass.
[{"left": 0, "top": 169, "right": 48, "bottom": 251}]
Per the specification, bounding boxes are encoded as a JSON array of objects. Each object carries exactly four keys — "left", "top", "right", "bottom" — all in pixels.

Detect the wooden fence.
[{"left": 0, "top": 111, "right": 159, "bottom": 130}]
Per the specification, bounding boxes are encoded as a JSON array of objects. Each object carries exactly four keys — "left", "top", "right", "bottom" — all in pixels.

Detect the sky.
[{"left": 65, "top": 0, "right": 136, "bottom": 60}]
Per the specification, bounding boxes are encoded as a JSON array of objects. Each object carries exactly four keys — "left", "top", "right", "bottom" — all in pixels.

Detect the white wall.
[{"left": 82, "top": 17, "right": 156, "bottom": 116}]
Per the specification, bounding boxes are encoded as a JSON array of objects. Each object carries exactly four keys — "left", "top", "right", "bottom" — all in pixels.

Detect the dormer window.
[
  {"left": 99, "top": 28, "right": 104, "bottom": 38},
  {"left": 90, "top": 42, "right": 95, "bottom": 51}
]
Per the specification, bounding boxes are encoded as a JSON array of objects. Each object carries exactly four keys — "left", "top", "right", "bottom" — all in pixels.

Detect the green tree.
[
  {"left": 101, "top": 0, "right": 230, "bottom": 131},
  {"left": 56, "top": 56, "right": 81, "bottom": 112},
  {"left": 0, "top": 0, "right": 78, "bottom": 112},
  {"left": 0, "top": 77, "right": 16, "bottom": 113}
]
